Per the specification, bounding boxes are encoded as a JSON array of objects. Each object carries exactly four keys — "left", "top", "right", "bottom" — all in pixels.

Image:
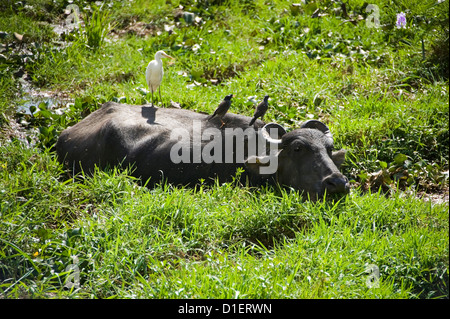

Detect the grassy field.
[{"left": 0, "top": 0, "right": 448, "bottom": 299}]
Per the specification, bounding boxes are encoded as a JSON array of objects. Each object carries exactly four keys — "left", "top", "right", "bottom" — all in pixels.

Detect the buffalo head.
[{"left": 245, "top": 120, "right": 350, "bottom": 200}]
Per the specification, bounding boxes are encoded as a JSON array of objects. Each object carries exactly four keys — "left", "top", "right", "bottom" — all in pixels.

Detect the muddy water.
[
  {"left": 16, "top": 93, "right": 72, "bottom": 116},
  {"left": 15, "top": 77, "right": 73, "bottom": 116},
  {"left": 10, "top": 16, "right": 80, "bottom": 116}
]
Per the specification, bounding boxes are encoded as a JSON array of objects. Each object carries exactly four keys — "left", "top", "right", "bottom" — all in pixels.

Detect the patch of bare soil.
[
  {"left": 1, "top": 116, "right": 39, "bottom": 147},
  {"left": 112, "top": 21, "right": 160, "bottom": 38},
  {"left": 418, "top": 188, "right": 449, "bottom": 206}
]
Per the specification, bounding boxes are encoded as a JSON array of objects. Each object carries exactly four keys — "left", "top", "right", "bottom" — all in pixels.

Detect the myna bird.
[
  {"left": 208, "top": 94, "right": 233, "bottom": 128},
  {"left": 146, "top": 50, "right": 174, "bottom": 106},
  {"left": 249, "top": 95, "right": 269, "bottom": 126}
]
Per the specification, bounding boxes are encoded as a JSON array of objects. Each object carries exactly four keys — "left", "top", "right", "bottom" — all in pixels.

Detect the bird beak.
[{"left": 162, "top": 52, "right": 175, "bottom": 59}]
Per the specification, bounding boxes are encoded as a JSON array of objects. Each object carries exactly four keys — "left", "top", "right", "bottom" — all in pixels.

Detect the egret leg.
[{"left": 159, "top": 87, "right": 163, "bottom": 107}]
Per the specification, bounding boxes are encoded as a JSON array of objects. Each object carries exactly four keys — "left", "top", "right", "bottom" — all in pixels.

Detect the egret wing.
[{"left": 146, "top": 61, "right": 163, "bottom": 92}]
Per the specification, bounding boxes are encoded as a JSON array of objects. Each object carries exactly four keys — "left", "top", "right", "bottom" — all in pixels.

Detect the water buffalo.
[{"left": 56, "top": 102, "right": 349, "bottom": 199}]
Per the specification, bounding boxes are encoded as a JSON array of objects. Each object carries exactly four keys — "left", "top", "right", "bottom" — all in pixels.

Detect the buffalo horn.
[{"left": 260, "top": 122, "right": 286, "bottom": 145}]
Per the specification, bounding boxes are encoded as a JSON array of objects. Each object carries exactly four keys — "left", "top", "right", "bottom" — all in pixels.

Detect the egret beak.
[{"left": 162, "top": 52, "right": 175, "bottom": 59}]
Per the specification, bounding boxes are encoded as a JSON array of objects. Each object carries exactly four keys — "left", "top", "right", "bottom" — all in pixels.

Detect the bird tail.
[
  {"left": 249, "top": 117, "right": 256, "bottom": 126},
  {"left": 207, "top": 113, "right": 216, "bottom": 121}
]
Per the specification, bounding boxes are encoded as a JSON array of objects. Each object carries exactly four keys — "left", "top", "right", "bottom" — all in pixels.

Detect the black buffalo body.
[{"left": 56, "top": 102, "right": 349, "bottom": 199}]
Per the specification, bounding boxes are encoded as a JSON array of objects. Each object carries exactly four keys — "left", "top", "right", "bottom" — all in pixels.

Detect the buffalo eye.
[
  {"left": 291, "top": 140, "right": 308, "bottom": 152},
  {"left": 292, "top": 142, "right": 303, "bottom": 152}
]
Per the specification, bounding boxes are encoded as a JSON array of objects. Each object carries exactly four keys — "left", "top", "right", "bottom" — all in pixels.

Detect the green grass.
[
  {"left": 0, "top": 0, "right": 448, "bottom": 299},
  {"left": 1, "top": 154, "right": 447, "bottom": 298}
]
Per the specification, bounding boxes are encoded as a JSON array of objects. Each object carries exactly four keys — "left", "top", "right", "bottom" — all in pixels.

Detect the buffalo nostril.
[{"left": 323, "top": 174, "right": 349, "bottom": 194}]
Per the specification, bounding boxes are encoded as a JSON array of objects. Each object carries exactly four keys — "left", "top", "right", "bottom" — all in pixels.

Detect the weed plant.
[{"left": 82, "top": 4, "right": 116, "bottom": 51}]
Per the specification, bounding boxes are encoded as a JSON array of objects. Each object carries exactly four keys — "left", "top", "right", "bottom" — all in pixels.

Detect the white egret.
[{"left": 145, "top": 50, "right": 174, "bottom": 106}]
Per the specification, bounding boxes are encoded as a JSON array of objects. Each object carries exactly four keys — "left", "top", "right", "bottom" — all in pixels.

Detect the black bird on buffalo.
[
  {"left": 208, "top": 94, "right": 233, "bottom": 128},
  {"left": 249, "top": 95, "right": 269, "bottom": 126}
]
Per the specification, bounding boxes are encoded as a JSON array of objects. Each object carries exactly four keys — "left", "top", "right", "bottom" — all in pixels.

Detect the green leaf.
[
  {"left": 67, "top": 228, "right": 82, "bottom": 239},
  {"left": 29, "top": 105, "right": 37, "bottom": 114},
  {"left": 379, "top": 161, "right": 388, "bottom": 169},
  {"left": 37, "top": 109, "right": 52, "bottom": 119},
  {"left": 358, "top": 172, "right": 368, "bottom": 182},
  {"left": 38, "top": 102, "right": 47, "bottom": 111},
  {"left": 393, "top": 153, "right": 408, "bottom": 165},
  {"left": 39, "top": 126, "right": 49, "bottom": 135},
  {"left": 37, "top": 227, "right": 50, "bottom": 240},
  {"left": 304, "top": 2, "right": 318, "bottom": 15}
]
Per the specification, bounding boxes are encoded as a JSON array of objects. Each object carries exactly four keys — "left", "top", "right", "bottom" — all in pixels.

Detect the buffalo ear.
[{"left": 331, "top": 149, "right": 346, "bottom": 169}]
